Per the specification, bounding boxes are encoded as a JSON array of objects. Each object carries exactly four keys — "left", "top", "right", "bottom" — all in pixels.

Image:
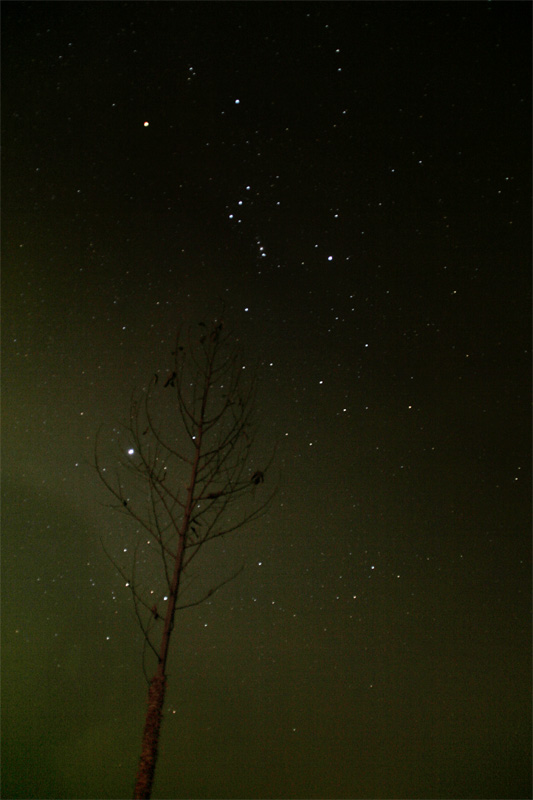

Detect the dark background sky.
[{"left": 2, "top": 2, "right": 531, "bottom": 798}]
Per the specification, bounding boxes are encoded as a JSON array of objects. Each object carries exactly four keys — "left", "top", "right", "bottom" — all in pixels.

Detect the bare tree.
[{"left": 95, "top": 317, "right": 274, "bottom": 799}]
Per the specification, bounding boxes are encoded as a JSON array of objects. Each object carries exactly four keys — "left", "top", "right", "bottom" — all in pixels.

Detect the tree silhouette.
[{"left": 95, "top": 317, "right": 275, "bottom": 799}]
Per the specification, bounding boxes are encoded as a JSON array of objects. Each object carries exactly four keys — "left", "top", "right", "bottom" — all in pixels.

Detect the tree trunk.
[
  {"left": 133, "top": 668, "right": 167, "bottom": 799},
  {"left": 133, "top": 445, "right": 198, "bottom": 798}
]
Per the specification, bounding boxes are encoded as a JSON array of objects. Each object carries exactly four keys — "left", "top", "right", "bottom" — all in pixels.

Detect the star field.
[{"left": 2, "top": 2, "right": 531, "bottom": 798}]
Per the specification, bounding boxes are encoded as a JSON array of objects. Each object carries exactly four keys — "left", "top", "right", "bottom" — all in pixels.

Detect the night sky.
[{"left": 2, "top": 2, "right": 531, "bottom": 798}]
